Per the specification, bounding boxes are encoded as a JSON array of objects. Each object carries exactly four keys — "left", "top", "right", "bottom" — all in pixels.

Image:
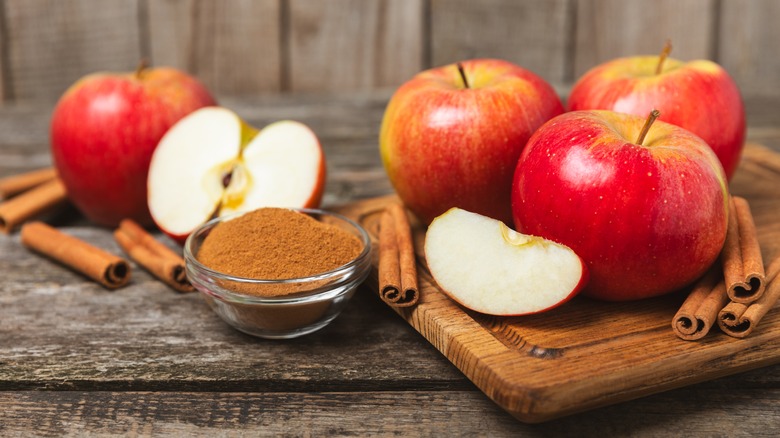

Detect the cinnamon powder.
[{"left": 197, "top": 208, "right": 362, "bottom": 295}]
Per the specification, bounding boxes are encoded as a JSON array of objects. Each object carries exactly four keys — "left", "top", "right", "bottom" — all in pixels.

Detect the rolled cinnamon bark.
[
  {"left": 672, "top": 267, "right": 729, "bottom": 340},
  {"left": 378, "top": 209, "right": 402, "bottom": 304},
  {"left": 0, "top": 167, "right": 58, "bottom": 199},
  {"left": 377, "top": 204, "right": 419, "bottom": 308},
  {"left": 114, "top": 219, "right": 193, "bottom": 292},
  {"left": 0, "top": 178, "right": 68, "bottom": 234},
  {"left": 718, "top": 256, "right": 780, "bottom": 338},
  {"left": 388, "top": 203, "right": 419, "bottom": 307},
  {"left": 21, "top": 221, "right": 130, "bottom": 289},
  {"left": 722, "top": 196, "right": 765, "bottom": 303}
]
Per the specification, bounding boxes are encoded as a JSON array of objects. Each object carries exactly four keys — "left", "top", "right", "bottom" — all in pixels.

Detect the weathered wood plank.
[
  {"left": 718, "top": 0, "right": 780, "bottom": 97},
  {"left": 0, "top": 379, "right": 779, "bottom": 436},
  {"left": 430, "top": 0, "right": 572, "bottom": 84},
  {"left": 2, "top": 0, "right": 142, "bottom": 104},
  {"left": 287, "top": 0, "right": 425, "bottom": 92},
  {"left": 145, "top": 0, "right": 282, "bottom": 96},
  {"left": 0, "top": 225, "right": 466, "bottom": 391},
  {"left": 573, "top": 0, "right": 717, "bottom": 79}
]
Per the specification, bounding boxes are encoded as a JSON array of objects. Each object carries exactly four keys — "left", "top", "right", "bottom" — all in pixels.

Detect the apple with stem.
[
  {"left": 147, "top": 107, "right": 325, "bottom": 244},
  {"left": 567, "top": 41, "right": 745, "bottom": 180},
  {"left": 425, "top": 207, "right": 588, "bottom": 315},
  {"left": 512, "top": 109, "right": 729, "bottom": 301},
  {"left": 380, "top": 58, "right": 564, "bottom": 225},
  {"left": 51, "top": 62, "right": 216, "bottom": 227}
]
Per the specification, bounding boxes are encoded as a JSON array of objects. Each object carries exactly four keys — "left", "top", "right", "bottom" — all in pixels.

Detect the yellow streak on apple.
[{"left": 210, "top": 119, "right": 260, "bottom": 213}]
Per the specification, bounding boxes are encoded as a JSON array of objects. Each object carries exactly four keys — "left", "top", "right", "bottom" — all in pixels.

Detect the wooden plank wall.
[{"left": 0, "top": 0, "right": 777, "bottom": 105}]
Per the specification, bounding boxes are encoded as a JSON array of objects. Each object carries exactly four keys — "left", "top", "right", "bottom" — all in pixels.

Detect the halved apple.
[
  {"left": 424, "top": 208, "right": 588, "bottom": 316},
  {"left": 147, "top": 107, "right": 325, "bottom": 243}
]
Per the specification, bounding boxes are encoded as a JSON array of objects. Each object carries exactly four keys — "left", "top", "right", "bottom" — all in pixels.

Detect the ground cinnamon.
[{"left": 196, "top": 208, "right": 363, "bottom": 296}]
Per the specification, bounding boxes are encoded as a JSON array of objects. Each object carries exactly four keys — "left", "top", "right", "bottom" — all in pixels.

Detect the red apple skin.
[
  {"left": 51, "top": 67, "right": 216, "bottom": 227},
  {"left": 511, "top": 110, "right": 729, "bottom": 301},
  {"left": 567, "top": 56, "right": 745, "bottom": 180},
  {"left": 380, "top": 58, "right": 564, "bottom": 225}
]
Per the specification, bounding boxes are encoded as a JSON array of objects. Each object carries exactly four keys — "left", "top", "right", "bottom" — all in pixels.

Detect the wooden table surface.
[{"left": 1, "top": 92, "right": 779, "bottom": 436}]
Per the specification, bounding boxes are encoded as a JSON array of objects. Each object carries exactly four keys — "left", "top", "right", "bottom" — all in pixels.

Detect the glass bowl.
[{"left": 183, "top": 208, "right": 372, "bottom": 339}]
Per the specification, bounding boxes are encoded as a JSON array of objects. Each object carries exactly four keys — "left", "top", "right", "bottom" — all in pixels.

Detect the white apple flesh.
[
  {"left": 424, "top": 208, "right": 588, "bottom": 316},
  {"left": 148, "top": 107, "right": 325, "bottom": 243}
]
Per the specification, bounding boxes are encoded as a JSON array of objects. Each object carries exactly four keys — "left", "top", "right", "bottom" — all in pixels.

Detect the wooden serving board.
[{"left": 333, "top": 143, "right": 780, "bottom": 423}]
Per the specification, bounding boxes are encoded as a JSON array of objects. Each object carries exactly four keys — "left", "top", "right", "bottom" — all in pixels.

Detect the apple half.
[
  {"left": 424, "top": 208, "right": 588, "bottom": 316},
  {"left": 148, "top": 107, "right": 325, "bottom": 243}
]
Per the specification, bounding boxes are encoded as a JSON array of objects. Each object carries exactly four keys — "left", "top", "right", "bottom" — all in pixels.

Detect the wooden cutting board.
[{"left": 332, "top": 143, "right": 780, "bottom": 423}]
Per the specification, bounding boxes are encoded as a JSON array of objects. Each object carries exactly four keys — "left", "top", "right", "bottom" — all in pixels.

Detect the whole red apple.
[
  {"left": 567, "top": 53, "right": 745, "bottom": 180},
  {"left": 380, "top": 58, "right": 564, "bottom": 225},
  {"left": 51, "top": 65, "right": 216, "bottom": 227},
  {"left": 512, "top": 110, "right": 729, "bottom": 301}
]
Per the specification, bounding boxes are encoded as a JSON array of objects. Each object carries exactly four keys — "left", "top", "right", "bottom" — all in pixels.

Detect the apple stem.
[
  {"left": 135, "top": 58, "right": 149, "bottom": 79},
  {"left": 457, "top": 63, "right": 470, "bottom": 89},
  {"left": 636, "top": 109, "right": 661, "bottom": 146},
  {"left": 655, "top": 39, "right": 672, "bottom": 75}
]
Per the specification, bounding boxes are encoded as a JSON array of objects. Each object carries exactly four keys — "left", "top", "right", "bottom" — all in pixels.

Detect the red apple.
[
  {"left": 567, "top": 49, "right": 745, "bottom": 179},
  {"left": 50, "top": 65, "right": 216, "bottom": 227},
  {"left": 511, "top": 110, "right": 729, "bottom": 301},
  {"left": 147, "top": 107, "right": 326, "bottom": 244},
  {"left": 425, "top": 207, "right": 588, "bottom": 315},
  {"left": 380, "top": 58, "right": 564, "bottom": 225}
]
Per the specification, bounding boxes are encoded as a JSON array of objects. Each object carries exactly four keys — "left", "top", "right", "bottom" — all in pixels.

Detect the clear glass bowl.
[{"left": 183, "top": 208, "right": 372, "bottom": 339}]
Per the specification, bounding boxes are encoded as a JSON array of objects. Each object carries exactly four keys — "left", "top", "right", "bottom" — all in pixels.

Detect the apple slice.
[
  {"left": 147, "top": 107, "right": 325, "bottom": 243},
  {"left": 424, "top": 208, "right": 588, "bottom": 316}
]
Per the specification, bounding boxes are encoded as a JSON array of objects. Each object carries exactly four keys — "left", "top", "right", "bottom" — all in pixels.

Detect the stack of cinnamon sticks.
[
  {"left": 673, "top": 196, "right": 780, "bottom": 340},
  {"left": 378, "top": 203, "right": 419, "bottom": 308},
  {"left": 0, "top": 167, "right": 68, "bottom": 233},
  {"left": 1, "top": 167, "right": 192, "bottom": 292},
  {"left": 20, "top": 218, "right": 193, "bottom": 292},
  {"left": 114, "top": 219, "right": 193, "bottom": 293}
]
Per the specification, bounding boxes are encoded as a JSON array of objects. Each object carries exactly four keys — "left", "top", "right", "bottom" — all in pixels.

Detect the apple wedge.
[
  {"left": 147, "top": 107, "right": 325, "bottom": 243},
  {"left": 424, "top": 208, "right": 588, "bottom": 316}
]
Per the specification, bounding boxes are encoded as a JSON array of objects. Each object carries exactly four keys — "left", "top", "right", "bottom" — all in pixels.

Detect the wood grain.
[
  {"left": 1, "top": 384, "right": 778, "bottom": 436},
  {"left": 0, "top": 1, "right": 779, "bottom": 102},
  {"left": 430, "top": 0, "right": 572, "bottom": 84},
  {"left": 145, "top": 0, "right": 282, "bottom": 95},
  {"left": 333, "top": 143, "right": 780, "bottom": 422},
  {"left": 573, "top": 0, "right": 717, "bottom": 78},
  {"left": 718, "top": 0, "right": 780, "bottom": 97},
  {"left": 287, "top": 0, "right": 425, "bottom": 92},
  {"left": 2, "top": 0, "right": 142, "bottom": 104}
]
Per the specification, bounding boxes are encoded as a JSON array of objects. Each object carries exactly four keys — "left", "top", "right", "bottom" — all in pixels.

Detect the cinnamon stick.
[
  {"left": 378, "top": 204, "right": 419, "bottom": 307},
  {"left": 721, "top": 196, "right": 765, "bottom": 303},
  {"left": 0, "top": 167, "right": 58, "bottom": 199},
  {"left": 718, "top": 256, "right": 780, "bottom": 338},
  {"left": 0, "top": 178, "right": 68, "bottom": 234},
  {"left": 389, "top": 203, "right": 419, "bottom": 304},
  {"left": 114, "top": 219, "right": 193, "bottom": 292},
  {"left": 672, "top": 267, "right": 729, "bottom": 340},
  {"left": 21, "top": 221, "right": 130, "bottom": 289}
]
